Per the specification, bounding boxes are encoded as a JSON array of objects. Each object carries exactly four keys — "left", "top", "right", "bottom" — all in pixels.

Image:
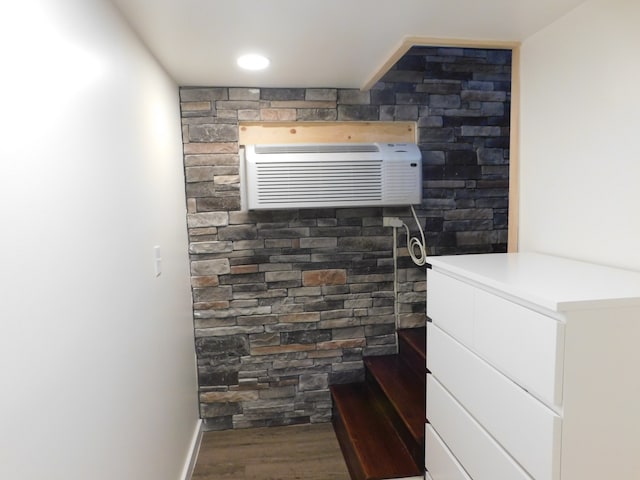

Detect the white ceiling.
[{"left": 110, "top": 0, "right": 587, "bottom": 88}]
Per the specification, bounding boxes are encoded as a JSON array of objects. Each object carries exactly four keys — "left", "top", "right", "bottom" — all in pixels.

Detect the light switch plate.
[{"left": 153, "top": 245, "right": 162, "bottom": 277}]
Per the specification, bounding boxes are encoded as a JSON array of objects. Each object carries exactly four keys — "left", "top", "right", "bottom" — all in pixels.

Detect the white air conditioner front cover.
[{"left": 244, "top": 142, "right": 422, "bottom": 209}]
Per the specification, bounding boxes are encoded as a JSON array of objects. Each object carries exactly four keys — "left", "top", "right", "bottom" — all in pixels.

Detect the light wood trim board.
[
  {"left": 507, "top": 46, "right": 520, "bottom": 253},
  {"left": 239, "top": 121, "right": 417, "bottom": 145}
]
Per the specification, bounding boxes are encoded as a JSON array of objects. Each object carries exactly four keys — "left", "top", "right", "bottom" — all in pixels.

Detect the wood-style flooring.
[{"left": 192, "top": 423, "right": 351, "bottom": 480}]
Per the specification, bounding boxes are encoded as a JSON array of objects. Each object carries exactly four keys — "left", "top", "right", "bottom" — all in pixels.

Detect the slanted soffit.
[{"left": 109, "top": 0, "right": 588, "bottom": 88}]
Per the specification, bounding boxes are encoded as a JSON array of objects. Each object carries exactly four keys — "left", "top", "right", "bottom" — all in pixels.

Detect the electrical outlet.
[{"left": 383, "top": 216, "right": 404, "bottom": 228}]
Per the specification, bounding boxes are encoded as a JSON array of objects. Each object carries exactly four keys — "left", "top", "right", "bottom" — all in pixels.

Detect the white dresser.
[{"left": 425, "top": 252, "right": 640, "bottom": 480}]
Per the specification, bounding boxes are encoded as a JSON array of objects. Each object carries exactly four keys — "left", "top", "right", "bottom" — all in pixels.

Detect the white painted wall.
[
  {"left": 0, "top": 1, "right": 200, "bottom": 479},
  {"left": 519, "top": 0, "right": 640, "bottom": 270}
]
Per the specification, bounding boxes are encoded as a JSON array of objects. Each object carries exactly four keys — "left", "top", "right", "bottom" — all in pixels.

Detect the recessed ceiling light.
[{"left": 237, "top": 54, "right": 270, "bottom": 71}]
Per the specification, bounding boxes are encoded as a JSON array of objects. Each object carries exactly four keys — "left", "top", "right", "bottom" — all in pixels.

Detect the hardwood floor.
[{"left": 192, "top": 423, "right": 351, "bottom": 480}]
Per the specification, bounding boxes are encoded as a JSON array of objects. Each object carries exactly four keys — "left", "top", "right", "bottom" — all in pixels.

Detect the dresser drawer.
[
  {"left": 474, "top": 288, "right": 564, "bottom": 408},
  {"left": 427, "top": 268, "right": 564, "bottom": 408},
  {"left": 425, "top": 424, "right": 472, "bottom": 480},
  {"left": 427, "top": 269, "right": 474, "bottom": 346},
  {"left": 428, "top": 323, "right": 561, "bottom": 480},
  {"left": 427, "top": 374, "right": 532, "bottom": 480}
]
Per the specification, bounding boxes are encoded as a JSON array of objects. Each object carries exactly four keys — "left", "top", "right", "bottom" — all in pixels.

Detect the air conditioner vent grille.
[{"left": 255, "top": 160, "right": 383, "bottom": 204}]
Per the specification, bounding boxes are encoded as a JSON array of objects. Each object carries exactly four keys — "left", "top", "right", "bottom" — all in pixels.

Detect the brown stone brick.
[
  {"left": 302, "top": 269, "right": 347, "bottom": 286},
  {"left": 194, "top": 300, "right": 229, "bottom": 310},
  {"left": 181, "top": 101, "right": 211, "bottom": 112},
  {"left": 317, "top": 338, "right": 366, "bottom": 350},
  {"left": 191, "top": 276, "right": 220, "bottom": 288},
  {"left": 260, "top": 108, "right": 296, "bottom": 121},
  {"left": 308, "top": 349, "right": 342, "bottom": 358},
  {"left": 214, "top": 175, "right": 239, "bottom": 185},
  {"left": 278, "top": 312, "right": 320, "bottom": 323},
  {"left": 231, "top": 264, "right": 259, "bottom": 274}
]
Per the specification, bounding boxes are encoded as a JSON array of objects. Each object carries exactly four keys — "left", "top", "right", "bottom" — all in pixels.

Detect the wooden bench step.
[
  {"left": 364, "top": 355, "right": 425, "bottom": 465},
  {"left": 397, "top": 327, "right": 426, "bottom": 378},
  {"left": 330, "top": 382, "right": 423, "bottom": 480}
]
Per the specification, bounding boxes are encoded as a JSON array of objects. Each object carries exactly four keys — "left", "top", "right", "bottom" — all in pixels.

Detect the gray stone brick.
[
  {"left": 203, "top": 416, "right": 233, "bottom": 431},
  {"left": 396, "top": 92, "right": 429, "bottom": 104},
  {"left": 216, "top": 100, "right": 260, "bottom": 111},
  {"left": 430, "top": 94, "right": 461, "bottom": 108},
  {"left": 189, "top": 123, "right": 238, "bottom": 143},
  {"left": 196, "top": 326, "right": 265, "bottom": 337},
  {"left": 180, "top": 87, "right": 228, "bottom": 102},
  {"left": 200, "top": 402, "right": 242, "bottom": 418},
  {"left": 318, "top": 317, "right": 360, "bottom": 329},
  {"left": 460, "top": 126, "right": 501, "bottom": 137},
  {"left": 195, "top": 335, "right": 250, "bottom": 357},
  {"left": 331, "top": 360, "right": 364, "bottom": 372},
  {"left": 337, "top": 105, "right": 379, "bottom": 121},
  {"left": 480, "top": 102, "right": 505, "bottom": 116},
  {"left": 187, "top": 212, "right": 229, "bottom": 228},
  {"left": 296, "top": 109, "right": 337, "bottom": 121},
  {"left": 305, "top": 88, "right": 337, "bottom": 101},
  {"left": 338, "top": 89, "right": 370, "bottom": 105},
  {"left": 416, "top": 80, "right": 461, "bottom": 94},
  {"left": 299, "top": 374, "right": 329, "bottom": 391},
  {"left": 444, "top": 208, "right": 493, "bottom": 220},
  {"left": 261, "top": 88, "right": 305, "bottom": 101},
  {"left": 478, "top": 147, "right": 507, "bottom": 165},
  {"left": 218, "top": 225, "right": 258, "bottom": 241},
  {"left": 461, "top": 90, "right": 507, "bottom": 102},
  {"left": 282, "top": 330, "right": 331, "bottom": 345},
  {"left": 184, "top": 153, "right": 238, "bottom": 167},
  {"left": 189, "top": 241, "right": 234, "bottom": 254},
  {"left": 338, "top": 236, "right": 392, "bottom": 251},
  {"left": 249, "top": 332, "right": 280, "bottom": 347},
  {"left": 379, "top": 106, "right": 395, "bottom": 121},
  {"left": 259, "top": 386, "right": 296, "bottom": 399},
  {"left": 370, "top": 89, "right": 396, "bottom": 105},
  {"left": 332, "top": 326, "right": 365, "bottom": 340},
  {"left": 229, "top": 88, "right": 260, "bottom": 101},
  {"left": 381, "top": 70, "right": 424, "bottom": 84},
  {"left": 191, "top": 259, "right": 230, "bottom": 276},
  {"left": 299, "top": 237, "right": 337, "bottom": 249},
  {"left": 265, "top": 271, "right": 301, "bottom": 282},
  {"left": 419, "top": 127, "right": 455, "bottom": 143}
]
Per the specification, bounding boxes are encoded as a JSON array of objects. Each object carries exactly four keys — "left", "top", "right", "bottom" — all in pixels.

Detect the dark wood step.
[
  {"left": 398, "top": 327, "right": 426, "bottom": 379},
  {"left": 330, "top": 382, "right": 423, "bottom": 480},
  {"left": 364, "top": 355, "right": 425, "bottom": 466}
]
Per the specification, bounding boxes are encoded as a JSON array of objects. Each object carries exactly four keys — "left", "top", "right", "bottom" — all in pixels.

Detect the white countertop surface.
[{"left": 428, "top": 252, "right": 640, "bottom": 312}]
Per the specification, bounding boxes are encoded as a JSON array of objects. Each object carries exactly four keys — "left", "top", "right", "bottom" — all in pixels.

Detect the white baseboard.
[{"left": 180, "top": 419, "right": 203, "bottom": 480}]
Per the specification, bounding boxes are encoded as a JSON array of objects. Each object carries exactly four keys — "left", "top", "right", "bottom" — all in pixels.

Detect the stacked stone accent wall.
[{"left": 179, "top": 47, "right": 511, "bottom": 430}]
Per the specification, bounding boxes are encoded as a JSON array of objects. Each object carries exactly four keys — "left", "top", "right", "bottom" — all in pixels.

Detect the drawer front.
[
  {"left": 427, "top": 374, "right": 532, "bottom": 480},
  {"left": 428, "top": 323, "right": 561, "bottom": 480},
  {"left": 474, "top": 288, "right": 564, "bottom": 407},
  {"left": 427, "top": 269, "right": 474, "bottom": 347},
  {"left": 425, "top": 424, "right": 472, "bottom": 480}
]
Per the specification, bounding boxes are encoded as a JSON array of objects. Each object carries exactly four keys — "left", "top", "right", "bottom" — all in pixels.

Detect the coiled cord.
[{"left": 402, "top": 205, "right": 428, "bottom": 266}]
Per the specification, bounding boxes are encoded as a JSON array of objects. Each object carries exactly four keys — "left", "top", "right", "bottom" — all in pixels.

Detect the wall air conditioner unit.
[{"left": 244, "top": 142, "right": 422, "bottom": 209}]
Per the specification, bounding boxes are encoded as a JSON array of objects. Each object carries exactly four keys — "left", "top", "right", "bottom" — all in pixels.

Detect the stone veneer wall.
[{"left": 179, "top": 47, "right": 511, "bottom": 430}]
